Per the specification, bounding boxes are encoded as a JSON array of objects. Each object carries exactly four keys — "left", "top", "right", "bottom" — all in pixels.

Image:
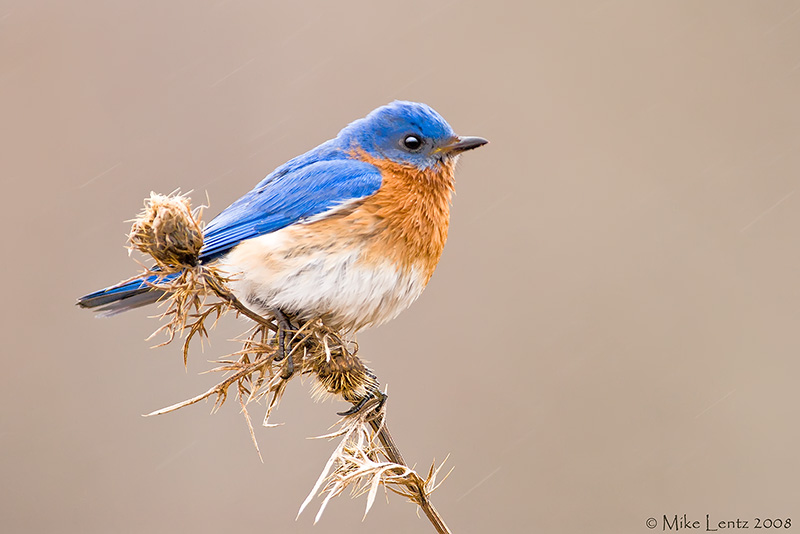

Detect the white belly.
[{"left": 216, "top": 229, "right": 428, "bottom": 332}]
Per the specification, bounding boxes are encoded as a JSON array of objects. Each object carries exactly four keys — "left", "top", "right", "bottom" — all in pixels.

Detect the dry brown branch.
[{"left": 121, "top": 191, "right": 453, "bottom": 533}]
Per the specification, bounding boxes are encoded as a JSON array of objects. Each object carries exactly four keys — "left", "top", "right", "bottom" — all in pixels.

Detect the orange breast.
[
  {"left": 359, "top": 152, "right": 455, "bottom": 281},
  {"left": 302, "top": 150, "right": 456, "bottom": 284}
]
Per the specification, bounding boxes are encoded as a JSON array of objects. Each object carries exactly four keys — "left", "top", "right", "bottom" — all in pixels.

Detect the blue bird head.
[{"left": 339, "top": 101, "right": 487, "bottom": 169}]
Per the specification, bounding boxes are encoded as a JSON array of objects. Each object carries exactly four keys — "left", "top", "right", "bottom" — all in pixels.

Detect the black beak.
[{"left": 439, "top": 136, "right": 489, "bottom": 155}]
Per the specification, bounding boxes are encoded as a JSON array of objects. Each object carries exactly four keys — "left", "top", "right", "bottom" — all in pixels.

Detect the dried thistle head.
[
  {"left": 129, "top": 191, "right": 203, "bottom": 268},
  {"left": 306, "top": 330, "right": 379, "bottom": 404},
  {"left": 126, "top": 190, "right": 227, "bottom": 363}
]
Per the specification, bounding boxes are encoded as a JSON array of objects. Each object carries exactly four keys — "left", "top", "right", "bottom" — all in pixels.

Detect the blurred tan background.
[{"left": 3, "top": 1, "right": 800, "bottom": 532}]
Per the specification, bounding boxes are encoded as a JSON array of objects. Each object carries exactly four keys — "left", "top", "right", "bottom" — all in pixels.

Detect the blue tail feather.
[{"left": 77, "top": 273, "right": 178, "bottom": 315}]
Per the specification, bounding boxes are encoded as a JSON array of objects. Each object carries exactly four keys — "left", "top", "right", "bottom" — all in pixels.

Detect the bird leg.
[{"left": 271, "top": 308, "right": 296, "bottom": 379}]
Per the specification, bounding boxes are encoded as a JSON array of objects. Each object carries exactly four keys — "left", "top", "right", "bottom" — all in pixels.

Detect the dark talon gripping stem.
[
  {"left": 272, "top": 309, "right": 295, "bottom": 379},
  {"left": 337, "top": 390, "right": 388, "bottom": 417}
]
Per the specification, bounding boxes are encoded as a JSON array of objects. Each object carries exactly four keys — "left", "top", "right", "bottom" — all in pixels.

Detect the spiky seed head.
[
  {"left": 312, "top": 350, "right": 379, "bottom": 403},
  {"left": 129, "top": 192, "right": 203, "bottom": 268}
]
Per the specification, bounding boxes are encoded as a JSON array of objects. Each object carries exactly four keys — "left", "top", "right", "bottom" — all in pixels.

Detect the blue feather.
[{"left": 77, "top": 273, "right": 178, "bottom": 314}]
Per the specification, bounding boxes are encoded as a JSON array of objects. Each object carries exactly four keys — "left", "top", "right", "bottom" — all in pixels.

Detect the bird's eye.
[{"left": 402, "top": 135, "right": 423, "bottom": 151}]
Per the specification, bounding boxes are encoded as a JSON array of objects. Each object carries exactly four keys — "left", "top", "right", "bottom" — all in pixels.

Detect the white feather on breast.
[{"left": 215, "top": 227, "right": 428, "bottom": 332}]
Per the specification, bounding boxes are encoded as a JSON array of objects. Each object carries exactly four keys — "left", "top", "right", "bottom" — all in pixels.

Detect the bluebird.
[{"left": 78, "top": 101, "right": 487, "bottom": 335}]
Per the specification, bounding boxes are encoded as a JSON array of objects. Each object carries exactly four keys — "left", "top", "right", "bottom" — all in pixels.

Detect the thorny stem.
[
  {"left": 370, "top": 419, "right": 452, "bottom": 534},
  {"left": 201, "top": 269, "right": 452, "bottom": 534}
]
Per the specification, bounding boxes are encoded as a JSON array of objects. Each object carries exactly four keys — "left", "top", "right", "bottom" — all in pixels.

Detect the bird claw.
[{"left": 337, "top": 389, "right": 388, "bottom": 417}]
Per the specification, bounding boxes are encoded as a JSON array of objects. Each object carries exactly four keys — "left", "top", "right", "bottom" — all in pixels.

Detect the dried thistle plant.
[{"left": 120, "top": 191, "right": 453, "bottom": 533}]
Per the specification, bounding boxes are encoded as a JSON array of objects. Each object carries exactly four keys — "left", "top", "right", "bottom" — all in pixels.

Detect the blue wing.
[{"left": 199, "top": 157, "right": 382, "bottom": 261}]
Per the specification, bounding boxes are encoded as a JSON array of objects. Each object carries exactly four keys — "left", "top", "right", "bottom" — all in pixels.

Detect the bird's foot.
[
  {"left": 271, "top": 309, "right": 297, "bottom": 379},
  {"left": 337, "top": 389, "right": 388, "bottom": 417}
]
